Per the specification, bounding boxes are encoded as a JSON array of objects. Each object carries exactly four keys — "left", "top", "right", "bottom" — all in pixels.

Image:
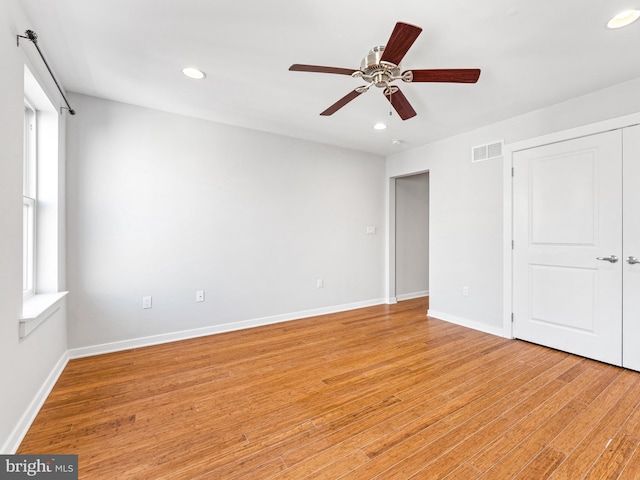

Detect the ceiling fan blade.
[
  {"left": 384, "top": 87, "right": 417, "bottom": 120},
  {"left": 408, "top": 68, "right": 481, "bottom": 83},
  {"left": 379, "top": 22, "right": 423, "bottom": 66},
  {"left": 289, "top": 64, "right": 358, "bottom": 76},
  {"left": 320, "top": 89, "right": 364, "bottom": 116}
]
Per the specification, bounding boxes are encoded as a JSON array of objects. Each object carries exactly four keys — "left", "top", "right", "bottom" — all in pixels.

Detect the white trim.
[
  {"left": 503, "top": 110, "right": 640, "bottom": 342},
  {"left": 386, "top": 170, "right": 430, "bottom": 309},
  {"left": 386, "top": 177, "right": 397, "bottom": 302},
  {"left": 428, "top": 310, "right": 506, "bottom": 338},
  {"left": 20, "top": 292, "right": 68, "bottom": 338},
  {"left": 1, "top": 351, "right": 69, "bottom": 454},
  {"left": 69, "top": 298, "right": 386, "bottom": 359},
  {"left": 508, "top": 112, "right": 640, "bottom": 154},
  {"left": 503, "top": 142, "right": 514, "bottom": 338},
  {"left": 396, "top": 290, "right": 429, "bottom": 301}
]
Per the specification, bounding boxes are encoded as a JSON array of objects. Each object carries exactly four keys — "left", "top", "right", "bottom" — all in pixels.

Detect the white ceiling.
[{"left": 17, "top": 0, "right": 640, "bottom": 156}]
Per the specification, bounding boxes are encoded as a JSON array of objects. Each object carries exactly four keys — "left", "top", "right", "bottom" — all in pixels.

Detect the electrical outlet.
[
  {"left": 317, "top": 279, "right": 324, "bottom": 289},
  {"left": 196, "top": 290, "right": 205, "bottom": 302},
  {"left": 462, "top": 286, "right": 469, "bottom": 297},
  {"left": 142, "top": 296, "right": 152, "bottom": 309}
]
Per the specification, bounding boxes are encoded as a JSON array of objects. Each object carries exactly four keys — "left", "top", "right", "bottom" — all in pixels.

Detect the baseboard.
[
  {"left": 396, "top": 290, "right": 429, "bottom": 302},
  {"left": 427, "top": 310, "right": 506, "bottom": 338},
  {"left": 3, "top": 299, "right": 387, "bottom": 453},
  {"left": 68, "top": 298, "right": 387, "bottom": 359},
  {"left": 2, "top": 350, "right": 69, "bottom": 454}
]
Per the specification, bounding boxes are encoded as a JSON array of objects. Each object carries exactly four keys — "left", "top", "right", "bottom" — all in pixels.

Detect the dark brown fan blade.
[
  {"left": 408, "top": 69, "right": 481, "bottom": 83},
  {"left": 289, "top": 64, "right": 358, "bottom": 76},
  {"left": 379, "top": 22, "right": 423, "bottom": 66},
  {"left": 320, "top": 89, "right": 364, "bottom": 116},
  {"left": 384, "top": 88, "right": 417, "bottom": 120}
]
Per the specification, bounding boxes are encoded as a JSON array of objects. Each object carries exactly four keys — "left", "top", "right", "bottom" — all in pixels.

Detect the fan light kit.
[
  {"left": 289, "top": 22, "right": 481, "bottom": 120},
  {"left": 182, "top": 67, "right": 206, "bottom": 79},
  {"left": 607, "top": 10, "right": 640, "bottom": 29}
]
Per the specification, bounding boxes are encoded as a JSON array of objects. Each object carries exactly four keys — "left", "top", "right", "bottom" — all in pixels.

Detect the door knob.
[
  {"left": 628, "top": 256, "right": 640, "bottom": 265},
  {"left": 596, "top": 255, "right": 619, "bottom": 263}
]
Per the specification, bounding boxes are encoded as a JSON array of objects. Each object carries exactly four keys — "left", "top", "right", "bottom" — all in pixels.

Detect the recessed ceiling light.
[
  {"left": 607, "top": 10, "right": 640, "bottom": 29},
  {"left": 391, "top": 139, "right": 402, "bottom": 146},
  {"left": 182, "top": 67, "right": 206, "bottom": 79},
  {"left": 373, "top": 122, "right": 387, "bottom": 130}
]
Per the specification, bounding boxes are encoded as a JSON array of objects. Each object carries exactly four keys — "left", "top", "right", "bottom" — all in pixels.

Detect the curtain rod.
[{"left": 17, "top": 29, "right": 76, "bottom": 115}]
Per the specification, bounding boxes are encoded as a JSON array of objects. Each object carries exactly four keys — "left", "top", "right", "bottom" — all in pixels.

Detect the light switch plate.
[{"left": 142, "top": 296, "right": 152, "bottom": 309}]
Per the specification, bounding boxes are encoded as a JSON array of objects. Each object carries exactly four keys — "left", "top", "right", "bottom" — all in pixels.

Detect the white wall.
[
  {"left": 395, "top": 173, "right": 429, "bottom": 299},
  {"left": 0, "top": 0, "right": 68, "bottom": 453},
  {"left": 66, "top": 94, "right": 386, "bottom": 350},
  {"left": 387, "top": 76, "right": 640, "bottom": 335}
]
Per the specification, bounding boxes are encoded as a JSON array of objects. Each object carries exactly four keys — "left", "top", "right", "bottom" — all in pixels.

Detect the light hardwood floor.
[{"left": 18, "top": 297, "right": 640, "bottom": 479}]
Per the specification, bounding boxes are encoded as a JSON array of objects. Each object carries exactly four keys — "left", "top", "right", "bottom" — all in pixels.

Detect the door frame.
[
  {"left": 386, "top": 170, "right": 430, "bottom": 304},
  {"left": 503, "top": 111, "right": 640, "bottom": 338},
  {"left": 395, "top": 172, "right": 430, "bottom": 301}
]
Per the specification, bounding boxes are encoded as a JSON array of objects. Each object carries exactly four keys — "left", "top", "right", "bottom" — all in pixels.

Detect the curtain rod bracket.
[
  {"left": 17, "top": 29, "right": 37, "bottom": 47},
  {"left": 17, "top": 29, "right": 76, "bottom": 116}
]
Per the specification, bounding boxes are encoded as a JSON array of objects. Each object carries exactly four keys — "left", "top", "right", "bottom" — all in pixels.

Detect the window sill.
[{"left": 20, "top": 291, "right": 68, "bottom": 338}]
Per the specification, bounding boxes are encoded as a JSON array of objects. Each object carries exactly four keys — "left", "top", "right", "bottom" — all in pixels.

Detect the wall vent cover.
[{"left": 471, "top": 140, "right": 503, "bottom": 162}]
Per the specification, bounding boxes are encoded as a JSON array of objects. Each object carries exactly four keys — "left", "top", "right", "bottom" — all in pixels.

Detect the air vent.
[{"left": 471, "top": 140, "right": 503, "bottom": 163}]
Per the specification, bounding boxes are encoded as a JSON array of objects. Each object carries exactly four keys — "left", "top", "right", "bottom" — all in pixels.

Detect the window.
[
  {"left": 23, "top": 101, "right": 36, "bottom": 298},
  {"left": 20, "top": 65, "right": 67, "bottom": 338}
]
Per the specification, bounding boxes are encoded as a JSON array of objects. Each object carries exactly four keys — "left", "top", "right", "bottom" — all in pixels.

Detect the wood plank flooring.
[{"left": 18, "top": 297, "right": 640, "bottom": 479}]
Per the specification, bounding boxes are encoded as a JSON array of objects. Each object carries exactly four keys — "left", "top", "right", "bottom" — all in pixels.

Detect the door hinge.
[
  {"left": 511, "top": 240, "right": 514, "bottom": 249},
  {"left": 511, "top": 167, "right": 514, "bottom": 177},
  {"left": 511, "top": 313, "right": 514, "bottom": 323}
]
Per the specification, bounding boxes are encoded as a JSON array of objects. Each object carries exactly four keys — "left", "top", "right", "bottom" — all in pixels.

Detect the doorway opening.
[{"left": 394, "top": 172, "right": 429, "bottom": 304}]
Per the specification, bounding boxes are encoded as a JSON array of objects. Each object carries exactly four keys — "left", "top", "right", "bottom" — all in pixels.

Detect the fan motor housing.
[{"left": 360, "top": 46, "right": 401, "bottom": 87}]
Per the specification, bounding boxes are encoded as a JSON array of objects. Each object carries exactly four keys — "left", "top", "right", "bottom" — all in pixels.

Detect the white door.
[
  {"left": 513, "top": 130, "right": 623, "bottom": 366},
  {"left": 623, "top": 125, "right": 640, "bottom": 370}
]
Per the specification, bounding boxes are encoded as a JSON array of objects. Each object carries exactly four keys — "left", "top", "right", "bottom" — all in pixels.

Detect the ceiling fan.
[{"left": 289, "top": 21, "right": 481, "bottom": 120}]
